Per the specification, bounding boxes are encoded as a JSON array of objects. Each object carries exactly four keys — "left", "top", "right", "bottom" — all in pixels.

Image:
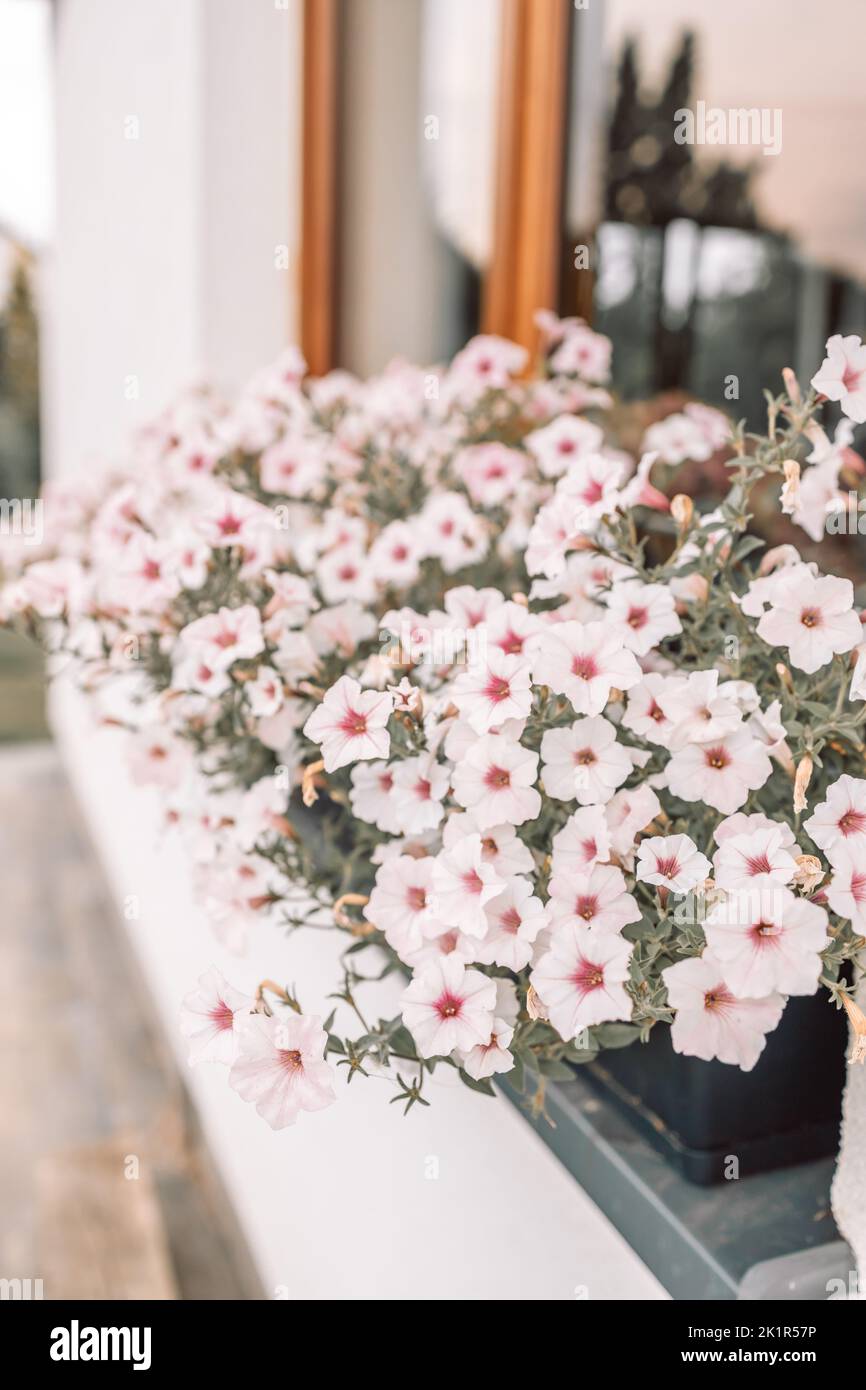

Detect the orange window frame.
[{"left": 298, "top": 0, "right": 571, "bottom": 372}]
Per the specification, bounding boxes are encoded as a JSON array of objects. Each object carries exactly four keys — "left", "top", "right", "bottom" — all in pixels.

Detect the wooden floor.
[{"left": 0, "top": 741, "right": 263, "bottom": 1300}]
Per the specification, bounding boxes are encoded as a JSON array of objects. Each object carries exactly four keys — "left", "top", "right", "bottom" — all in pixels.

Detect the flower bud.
[
  {"left": 793, "top": 754, "right": 813, "bottom": 814},
  {"left": 671, "top": 493, "right": 693, "bottom": 529},
  {"left": 526, "top": 984, "right": 549, "bottom": 1021},
  {"left": 792, "top": 854, "right": 824, "bottom": 894},
  {"left": 782, "top": 366, "right": 801, "bottom": 404}
]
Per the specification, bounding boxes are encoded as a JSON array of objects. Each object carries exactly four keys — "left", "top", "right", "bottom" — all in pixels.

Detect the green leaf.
[
  {"left": 593, "top": 1023, "right": 641, "bottom": 1049},
  {"left": 457, "top": 1069, "right": 495, "bottom": 1097}
]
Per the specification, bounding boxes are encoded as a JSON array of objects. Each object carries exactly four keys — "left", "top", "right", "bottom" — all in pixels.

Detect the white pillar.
[{"left": 43, "top": 0, "right": 300, "bottom": 481}]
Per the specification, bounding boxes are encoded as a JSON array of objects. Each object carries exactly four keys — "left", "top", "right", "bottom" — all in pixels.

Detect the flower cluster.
[{"left": 3, "top": 320, "right": 866, "bottom": 1129}]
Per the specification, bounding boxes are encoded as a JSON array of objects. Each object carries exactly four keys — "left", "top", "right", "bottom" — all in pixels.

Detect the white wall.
[
  {"left": 43, "top": 0, "right": 665, "bottom": 1299},
  {"left": 44, "top": 0, "right": 300, "bottom": 480}
]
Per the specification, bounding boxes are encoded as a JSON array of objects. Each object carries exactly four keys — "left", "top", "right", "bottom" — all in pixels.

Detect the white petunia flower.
[
  {"left": 657, "top": 669, "right": 741, "bottom": 751},
  {"left": 604, "top": 579, "right": 682, "bottom": 656},
  {"left": 712, "top": 825, "right": 797, "bottom": 892},
  {"left": 401, "top": 956, "right": 497, "bottom": 1058},
  {"left": 551, "top": 807, "right": 612, "bottom": 875},
  {"left": 180, "top": 968, "right": 254, "bottom": 1065},
  {"left": 524, "top": 414, "right": 604, "bottom": 478},
  {"left": 179, "top": 604, "right": 265, "bottom": 672},
  {"left": 621, "top": 674, "right": 677, "bottom": 747},
  {"left": 247, "top": 665, "right": 284, "bottom": 718},
  {"left": 663, "top": 953, "right": 784, "bottom": 1071},
  {"left": 714, "top": 810, "right": 797, "bottom": 848},
  {"left": 302, "top": 675, "right": 393, "bottom": 772},
  {"left": 349, "top": 761, "right": 402, "bottom": 833},
  {"left": 756, "top": 570, "right": 861, "bottom": 674},
  {"left": 636, "top": 834, "right": 711, "bottom": 894},
  {"left": 451, "top": 733, "right": 541, "bottom": 829},
  {"left": 442, "top": 814, "right": 535, "bottom": 877},
  {"left": 531, "top": 619, "right": 641, "bottom": 716},
  {"left": 430, "top": 834, "right": 506, "bottom": 938},
  {"left": 826, "top": 845, "right": 866, "bottom": 931},
  {"left": 390, "top": 755, "right": 449, "bottom": 834},
  {"left": 366, "top": 855, "right": 443, "bottom": 958},
  {"left": 804, "top": 774, "right": 866, "bottom": 860},
  {"left": 605, "top": 784, "right": 662, "bottom": 858},
  {"left": 665, "top": 728, "right": 773, "bottom": 816},
  {"left": 547, "top": 863, "right": 642, "bottom": 934},
  {"left": 476, "top": 877, "right": 546, "bottom": 970},
  {"left": 540, "top": 715, "right": 631, "bottom": 804},
  {"left": 703, "top": 887, "right": 828, "bottom": 998},
  {"left": 531, "top": 926, "right": 633, "bottom": 1040},
  {"left": 451, "top": 647, "right": 533, "bottom": 734},
  {"left": 811, "top": 333, "right": 866, "bottom": 423},
  {"left": 457, "top": 1019, "right": 516, "bottom": 1080},
  {"left": 229, "top": 1013, "right": 336, "bottom": 1129}
]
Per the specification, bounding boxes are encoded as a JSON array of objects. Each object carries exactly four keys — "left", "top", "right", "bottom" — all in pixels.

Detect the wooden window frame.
[
  {"left": 482, "top": 0, "right": 571, "bottom": 352},
  {"left": 299, "top": 0, "right": 570, "bottom": 371},
  {"left": 300, "top": 0, "right": 340, "bottom": 377}
]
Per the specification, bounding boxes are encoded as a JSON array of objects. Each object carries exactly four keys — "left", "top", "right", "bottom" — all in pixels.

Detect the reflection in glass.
[
  {"left": 336, "top": 0, "right": 500, "bottom": 375},
  {"left": 562, "top": 0, "right": 866, "bottom": 429}
]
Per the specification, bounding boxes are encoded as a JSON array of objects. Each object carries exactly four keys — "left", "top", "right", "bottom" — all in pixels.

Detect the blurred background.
[
  {"left": 1, "top": 0, "right": 865, "bottom": 1301},
  {"left": 4, "top": 0, "right": 865, "bottom": 741}
]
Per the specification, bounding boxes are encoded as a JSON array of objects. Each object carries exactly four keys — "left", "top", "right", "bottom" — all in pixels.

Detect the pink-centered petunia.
[
  {"left": 451, "top": 647, "right": 534, "bottom": 735},
  {"left": 401, "top": 956, "right": 497, "bottom": 1058},
  {"left": 755, "top": 570, "right": 861, "bottom": 674},
  {"left": 365, "top": 855, "right": 443, "bottom": 958},
  {"left": 531, "top": 926, "right": 633, "bottom": 1040},
  {"left": 531, "top": 619, "right": 641, "bottom": 716},
  {"left": 604, "top": 579, "right": 682, "bottom": 656},
  {"left": 551, "top": 806, "right": 612, "bottom": 875},
  {"left": 605, "top": 784, "right": 662, "bottom": 859},
  {"left": 712, "top": 824, "right": 797, "bottom": 892},
  {"left": 621, "top": 673, "right": 677, "bottom": 747},
  {"left": 663, "top": 953, "right": 784, "bottom": 1071},
  {"left": 349, "top": 761, "right": 402, "bottom": 833},
  {"left": 524, "top": 414, "right": 605, "bottom": 479},
  {"left": 811, "top": 333, "right": 866, "bottom": 423},
  {"left": 635, "top": 833, "right": 711, "bottom": 894},
  {"left": 826, "top": 845, "right": 866, "bottom": 931},
  {"left": 540, "top": 715, "right": 631, "bottom": 805},
  {"left": 127, "top": 726, "right": 192, "bottom": 791},
  {"left": 302, "top": 675, "right": 393, "bottom": 772},
  {"left": 389, "top": 755, "right": 449, "bottom": 834},
  {"left": 455, "top": 442, "right": 526, "bottom": 506},
  {"left": 714, "top": 810, "right": 797, "bottom": 848},
  {"left": 179, "top": 604, "right": 265, "bottom": 672},
  {"left": 442, "top": 814, "right": 535, "bottom": 877},
  {"left": 665, "top": 727, "right": 772, "bottom": 816},
  {"left": 547, "top": 862, "right": 642, "bottom": 934},
  {"left": 703, "top": 886, "right": 828, "bottom": 998},
  {"left": 657, "top": 668, "right": 741, "bottom": 751},
  {"left": 458, "top": 1018, "right": 516, "bottom": 1080},
  {"left": 229, "top": 1012, "right": 336, "bottom": 1129},
  {"left": 804, "top": 774, "right": 866, "bottom": 860},
  {"left": 180, "top": 967, "right": 254, "bottom": 1065},
  {"left": 450, "top": 732, "right": 541, "bottom": 829},
  {"left": 430, "top": 834, "right": 506, "bottom": 938},
  {"left": 476, "top": 876, "right": 546, "bottom": 971}
]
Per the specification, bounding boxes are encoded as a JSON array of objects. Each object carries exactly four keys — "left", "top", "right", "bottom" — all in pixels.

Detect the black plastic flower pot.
[{"left": 582, "top": 991, "right": 848, "bottom": 1185}]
